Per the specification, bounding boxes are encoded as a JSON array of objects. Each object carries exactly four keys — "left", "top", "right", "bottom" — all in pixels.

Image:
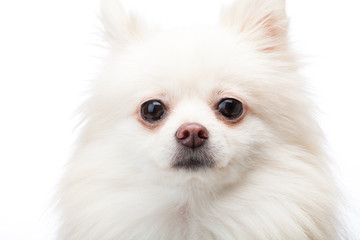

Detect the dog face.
[
  {"left": 59, "top": 1, "right": 341, "bottom": 239},
  {"left": 81, "top": 0, "right": 317, "bottom": 187}
]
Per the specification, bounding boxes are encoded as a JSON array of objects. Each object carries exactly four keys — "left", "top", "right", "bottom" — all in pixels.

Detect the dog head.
[{"left": 81, "top": 0, "right": 318, "bottom": 187}]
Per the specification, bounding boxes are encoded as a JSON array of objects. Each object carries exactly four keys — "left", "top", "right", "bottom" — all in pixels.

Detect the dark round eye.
[
  {"left": 217, "top": 98, "right": 243, "bottom": 119},
  {"left": 141, "top": 100, "right": 166, "bottom": 123}
]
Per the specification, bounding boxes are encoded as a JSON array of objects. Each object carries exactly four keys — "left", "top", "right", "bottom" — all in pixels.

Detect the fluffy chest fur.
[{"left": 59, "top": 142, "right": 338, "bottom": 240}]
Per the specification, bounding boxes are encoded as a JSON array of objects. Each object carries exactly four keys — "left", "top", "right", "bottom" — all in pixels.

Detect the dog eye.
[
  {"left": 217, "top": 98, "right": 243, "bottom": 119},
  {"left": 141, "top": 100, "right": 166, "bottom": 122}
]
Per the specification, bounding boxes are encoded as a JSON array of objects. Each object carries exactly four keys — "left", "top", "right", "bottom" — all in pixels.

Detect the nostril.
[
  {"left": 176, "top": 129, "right": 190, "bottom": 139},
  {"left": 182, "top": 130, "right": 190, "bottom": 139},
  {"left": 198, "top": 129, "right": 208, "bottom": 139}
]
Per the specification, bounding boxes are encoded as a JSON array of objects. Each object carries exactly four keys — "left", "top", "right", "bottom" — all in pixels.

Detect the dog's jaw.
[{"left": 171, "top": 145, "right": 215, "bottom": 171}]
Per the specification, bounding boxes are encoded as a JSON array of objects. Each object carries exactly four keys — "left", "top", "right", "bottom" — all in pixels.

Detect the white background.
[{"left": 0, "top": 0, "right": 359, "bottom": 239}]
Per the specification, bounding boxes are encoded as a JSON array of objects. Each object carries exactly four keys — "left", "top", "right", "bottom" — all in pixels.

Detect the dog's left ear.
[
  {"left": 100, "top": 0, "right": 145, "bottom": 47},
  {"left": 221, "top": 0, "right": 288, "bottom": 52}
]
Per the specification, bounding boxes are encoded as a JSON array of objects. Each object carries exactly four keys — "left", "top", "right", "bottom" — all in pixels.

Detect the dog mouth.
[
  {"left": 171, "top": 147, "right": 215, "bottom": 171},
  {"left": 173, "top": 157, "right": 214, "bottom": 170}
]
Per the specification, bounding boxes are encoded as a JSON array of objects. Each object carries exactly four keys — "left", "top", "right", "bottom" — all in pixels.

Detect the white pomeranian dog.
[{"left": 57, "top": 0, "right": 341, "bottom": 239}]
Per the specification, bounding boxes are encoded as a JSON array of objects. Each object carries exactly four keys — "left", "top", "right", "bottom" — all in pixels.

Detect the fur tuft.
[
  {"left": 221, "top": 0, "right": 288, "bottom": 52},
  {"left": 100, "top": 0, "right": 145, "bottom": 47}
]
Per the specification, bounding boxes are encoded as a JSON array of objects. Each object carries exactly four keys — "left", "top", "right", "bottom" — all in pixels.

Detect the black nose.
[{"left": 175, "top": 123, "right": 209, "bottom": 148}]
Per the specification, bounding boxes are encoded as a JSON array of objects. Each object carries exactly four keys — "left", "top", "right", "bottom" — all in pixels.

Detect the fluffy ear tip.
[
  {"left": 99, "top": 0, "right": 145, "bottom": 46},
  {"left": 221, "top": 0, "right": 289, "bottom": 52},
  {"left": 100, "top": 0, "right": 127, "bottom": 22},
  {"left": 101, "top": 0, "right": 124, "bottom": 15}
]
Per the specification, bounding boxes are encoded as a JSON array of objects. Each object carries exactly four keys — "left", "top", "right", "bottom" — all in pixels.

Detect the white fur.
[{"left": 57, "top": 0, "right": 341, "bottom": 239}]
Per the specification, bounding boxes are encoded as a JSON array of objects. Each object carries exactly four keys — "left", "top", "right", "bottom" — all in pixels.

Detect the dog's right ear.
[
  {"left": 221, "top": 0, "right": 288, "bottom": 52},
  {"left": 100, "top": 0, "right": 145, "bottom": 47}
]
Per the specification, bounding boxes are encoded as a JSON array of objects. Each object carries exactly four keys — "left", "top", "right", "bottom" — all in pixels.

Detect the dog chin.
[{"left": 171, "top": 146, "right": 215, "bottom": 171}]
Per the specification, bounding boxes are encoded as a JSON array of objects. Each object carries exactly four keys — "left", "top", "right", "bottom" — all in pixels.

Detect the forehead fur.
[{"left": 98, "top": 26, "right": 295, "bottom": 103}]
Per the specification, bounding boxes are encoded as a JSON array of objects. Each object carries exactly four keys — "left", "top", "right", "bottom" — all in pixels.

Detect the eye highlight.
[
  {"left": 140, "top": 100, "right": 166, "bottom": 123},
  {"left": 217, "top": 98, "right": 243, "bottom": 119}
]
